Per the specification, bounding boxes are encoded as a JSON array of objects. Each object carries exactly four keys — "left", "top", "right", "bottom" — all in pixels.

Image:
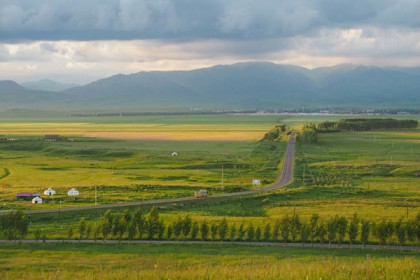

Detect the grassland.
[
  {"left": 1, "top": 114, "right": 420, "bottom": 279},
  {"left": 0, "top": 115, "right": 287, "bottom": 210},
  {"left": 0, "top": 243, "right": 418, "bottom": 279}
]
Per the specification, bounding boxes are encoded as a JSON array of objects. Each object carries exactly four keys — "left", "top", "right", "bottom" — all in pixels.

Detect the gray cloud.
[{"left": 0, "top": 0, "right": 419, "bottom": 42}]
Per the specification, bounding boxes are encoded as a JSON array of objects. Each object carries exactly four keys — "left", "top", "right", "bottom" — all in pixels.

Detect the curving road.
[{"left": 22, "top": 132, "right": 295, "bottom": 215}]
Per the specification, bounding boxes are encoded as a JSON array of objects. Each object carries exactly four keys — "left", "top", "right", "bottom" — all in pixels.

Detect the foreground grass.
[{"left": 0, "top": 243, "right": 418, "bottom": 279}]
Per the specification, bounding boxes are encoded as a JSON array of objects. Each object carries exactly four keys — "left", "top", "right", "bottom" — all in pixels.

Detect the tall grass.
[{"left": 0, "top": 243, "right": 418, "bottom": 279}]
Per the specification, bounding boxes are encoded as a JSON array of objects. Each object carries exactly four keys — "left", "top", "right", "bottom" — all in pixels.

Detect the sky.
[{"left": 1, "top": 0, "right": 420, "bottom": 84}]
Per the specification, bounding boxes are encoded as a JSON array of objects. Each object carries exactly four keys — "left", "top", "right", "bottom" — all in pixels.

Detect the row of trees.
[
  {"left": 297, "top": 124, "right": 318, "bottom": 144},
  {"left": 317, "top": 118, "right": 418, "bottom": 132},
  {"left": 0, "top": 210, "right": 29, "bottom": 240},
  {"left": 261, "top": 124, "right": 288, "bottom": 141},
  {"left": 65, "top": 208, "right": 420, "bottom": 246}
]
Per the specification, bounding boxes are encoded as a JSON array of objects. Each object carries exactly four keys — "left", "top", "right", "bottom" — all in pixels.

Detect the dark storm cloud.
[{"left": 0, "top": 0, "right": 419, "bottom": 42}]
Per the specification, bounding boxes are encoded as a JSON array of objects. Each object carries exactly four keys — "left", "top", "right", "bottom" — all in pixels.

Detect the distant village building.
[
  {"left": 0, "top": 136, "right": 18, "bottom": 141},
  {"left": 32, "top": 196, "right": 42, "bottom": 204},
  {"left": 16, "top": 193, "right": 34, "bottom": 201},
  {"left": 44, "top": 187, "right": 56, "bottom": 196},
  {"left": 41, "top": 134, "right": 67, "bottom": 142}
]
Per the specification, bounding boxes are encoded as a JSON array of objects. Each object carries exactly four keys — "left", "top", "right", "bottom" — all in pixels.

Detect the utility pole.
[{"left": 95, "top": 185, "right": 97, "bottom": 206}]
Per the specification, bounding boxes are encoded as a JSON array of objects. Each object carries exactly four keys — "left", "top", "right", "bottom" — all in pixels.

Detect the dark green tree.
[
  {"left": 173, "top": 217, "right": 183, "bottom": 240},
  {"left": 0, "top": 210, "right": 29, "bottom": 240},
  {"left": 67, "top": 227, "right": 73, "bottom": 240},
  {"left": 147, "top": 206, "right": 160, "bottom": 239},
  {"left": 229, "top": 224, "right": 236, "bottom": 242},
  {"left": 327, "top": 216, "right": 338, "bottom": 245},
  {"left": 238, "top": 223, "right": 245, "bottom": 241},
  {"left": 181, "top": 215, "right": 192, "bottom": 239},
  {"left": 255, "top": 226, "right": 262, "bottom": 242},
  {"left": 167, "top": 225, "right": 173, "bottom": 240},
  {"left": 290, "top": 212, "right": 301, "bottom": 242},
  {"left": 157, "top": 219, "right": 165, "bottom": 240},
  {"left": 337, "top": 216, "right": 348, "bottom": 245},
  {"left": 219, "top": 218, "right": 228, "bottom": 241},
  {"left": 247, "top": 224, "right": 255, "bottom": 242},
  {"left": 200, "top": 220, "right": 209, "bottom": 241},
  {"left": 210, "top": 223, "right": 218, "bottom": 241},
  {"left": 309, "top": 214, "right": 319, "bottom": 244},
  {"left": 272, "top": 219, "right": 280, "bottom": 241},
  {"left": 395, "top": 218, "right": 406, "bottom": 246},
  {"left": 360, "top": 219, "right": 370, "bottom": 246},
  {"left": 133, "top": 208, "right": 145, "bottom": 239},
  {"left": 300, "top": 222, "right": 310, "bottom": 245},
  {"left": 406, "top": 219, "right": 416, "bottom": 244},
  {"left": 101, "top": 210, "right": 113, "bottom": 240},
  {"left": 263, "top": 223, "right": 271, "bottom": 242},
  {"left": 127, "top": 220, "right": 137, "bottom": 240},
  {"left": 86, "top": 224, "right": 92, "bottom": 240},
  {"left": 317, "top": 222, "right": 327, "bottom": 244},
  {"left": 79, "top": 217, "right": 86, "bottom": 240},
  {"left": 191, "top": 222, "right": 199, "bottom": 241},
  {"left": 280, "top": 214, "right": 290, "bottom": 243},
  {"left": 348, "top": 213, "right": 359, "bottom": 245}
]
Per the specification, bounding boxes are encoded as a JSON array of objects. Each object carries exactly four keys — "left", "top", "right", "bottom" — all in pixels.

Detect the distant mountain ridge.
[
  {"left": 1, "top": 62, "right": 420, "bottom": 111},
  {"left": 22, "top": 79, "right": 79, "bottom": 92}
]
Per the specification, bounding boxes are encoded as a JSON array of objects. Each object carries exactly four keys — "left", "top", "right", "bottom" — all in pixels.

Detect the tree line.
[
  {"left": 59, "top": 208, "right": 420, "bottom": 246},
  {"left": 296, "top": 124, "right": 318, "bottom": 144},
  {"left": 317, "top": 118, "right": 418, "bottom": 132}
]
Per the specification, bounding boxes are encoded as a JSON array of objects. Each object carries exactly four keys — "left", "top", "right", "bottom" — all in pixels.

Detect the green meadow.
[
  {"left": 0, "top": 114, "right": 287, "bottom": 210},
  {"left": 0, "top": 243, "right": 418, "bottom": 279},
  {"left": 1, "top": 114, "right": 419, "bottom": 279}
]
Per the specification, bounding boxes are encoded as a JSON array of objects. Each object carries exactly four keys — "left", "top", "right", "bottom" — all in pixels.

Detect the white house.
[
  {"left": 32, "top": 196, "right": 42, "bottom": 204},
  {"left": 172, "top": 152, "right": 178, "bottom": 156},
  {"left": 67, "top": 188, "right": 80, "bottom": 196},
  {"left": 44, "top": 187, "right": 56, "bottom": 196}
]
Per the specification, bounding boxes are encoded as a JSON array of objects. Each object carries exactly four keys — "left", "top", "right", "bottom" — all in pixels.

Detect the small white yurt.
[
  {"left": 67, "top": 188, "right": 80, "bottom": 196},
  {"left": 252, "top": 179, "right": 261, "bottom": 186},
  {"left": 32, "top": 196, "right": 42, "bottom": 204},
  {"left": 44, "top": 187, "right": 56, "bottom": 196},
  {"left": 172, "top": 152, "right": 178, "bottom": 156}
]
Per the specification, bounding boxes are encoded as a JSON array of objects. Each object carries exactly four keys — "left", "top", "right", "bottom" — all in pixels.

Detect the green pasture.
[
  {"left": 1, "top": 114, "right": 419, "bottom": 234},
  {"left": 0, "top": 243, "right": 418, "bottom": 279},
  {"left": 0, "top": 137, "right": 285, "bottom": 210}
]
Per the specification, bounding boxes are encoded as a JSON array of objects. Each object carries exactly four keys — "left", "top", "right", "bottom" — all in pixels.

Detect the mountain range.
[{"left": 1, "top": 62, "right": 420, "bottom": 112}]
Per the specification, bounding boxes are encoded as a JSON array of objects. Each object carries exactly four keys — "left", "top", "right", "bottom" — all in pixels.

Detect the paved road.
[
  {"left": 20, "top": 132, "right": 295, "bottom": 215},
  {"left": 0, "top": 239, "right": 418, "bottom": 252}
]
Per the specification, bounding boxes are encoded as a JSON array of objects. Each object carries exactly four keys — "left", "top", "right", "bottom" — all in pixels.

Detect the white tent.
[
  {"left": 44, "top": 187, "right": 56, "bottom": 196},
  {"left": 67, "top": 188, "right": 80, "bottom": 196},
  {"left": 32, "top": 196, "right": 42, "bottom": 204}
]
